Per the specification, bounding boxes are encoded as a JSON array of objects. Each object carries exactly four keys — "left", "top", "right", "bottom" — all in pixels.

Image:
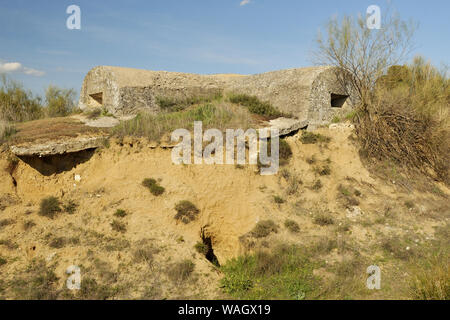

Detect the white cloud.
[
  {"left": 23, "top": 67, "right": 45, "bottom": 77},
  {"left": 240, "top": 0, "right": 251, "bottom": 6},
  {"left": 0, "top": 62, "right": 22, "bottom": 73},
  {"left": 0, "top": 61, "right": 45, "bottom": 76}
]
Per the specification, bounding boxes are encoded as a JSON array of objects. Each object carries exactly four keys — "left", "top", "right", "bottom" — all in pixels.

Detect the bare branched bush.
[{"left": 315, "top": 11, "right": 449, "bottom": 183}]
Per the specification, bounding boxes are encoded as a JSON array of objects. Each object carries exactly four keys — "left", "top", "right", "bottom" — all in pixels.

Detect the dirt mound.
[{"left": 0, "top": 125, "right": 448, "bottom": 299}]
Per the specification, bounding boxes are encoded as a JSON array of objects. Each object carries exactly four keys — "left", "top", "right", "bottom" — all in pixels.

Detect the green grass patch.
[
  {"left": 114, "top": 209, "right": 128, "bottom": 218},
  {"left": 113, "top": 103, "right": 249, "bottom": 142},
  {"left": 220, "top": 244, "right": 320, "bottom": 299},
  {"left": 229, "top": 94, "right": 285, "bottom": 118}
]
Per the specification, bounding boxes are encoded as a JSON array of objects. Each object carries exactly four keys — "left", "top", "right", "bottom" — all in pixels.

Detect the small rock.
[{"left": 74, "top": 174, "right": 81, "bottom": 182}]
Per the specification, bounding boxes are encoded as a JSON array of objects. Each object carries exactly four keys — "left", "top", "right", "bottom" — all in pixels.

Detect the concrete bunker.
[{"left": 79, "top": 65, "right": 357, "bottom": 126}]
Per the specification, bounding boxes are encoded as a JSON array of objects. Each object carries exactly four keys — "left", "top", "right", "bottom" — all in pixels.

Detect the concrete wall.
[{"left": 79, "top": 66, "right": 357, "bottom": 125}]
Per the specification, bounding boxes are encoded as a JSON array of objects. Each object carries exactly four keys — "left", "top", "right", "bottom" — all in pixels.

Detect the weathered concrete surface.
[
  {"left": 72, "top": 114, "right": 120, "bottom": 128},
  {"left": 10, "top": 135, "right": 108, "bottom": 157},
  {"left": 259, "top": 118, "right": 308, "bottom": 139},
  {"left": 79, "top": 66, "right": 225, "bottom": 116},
  {"left": 224, "top": 66, "right": 358, "bottom": 126},
  {"left": 79, "top": 65, "right": 358, "bottom": 126}
]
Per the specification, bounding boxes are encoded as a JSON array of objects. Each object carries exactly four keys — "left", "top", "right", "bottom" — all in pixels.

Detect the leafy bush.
[
  {"left": 174, "top": 201, "right": 200, "bottom": 224},
  {"left": 45, "top": 85, "right": 76, "bottom": 117},
  {"left": 284, "top": 219, "right": 300, "bottom": 233},
  {"left": 194, "top": 241, "right": 209, "bottom": 256},
  {"left": 250, "top": 220, "right": 278, "bottom": 238},
  {"left": 142, "top": 178, "right": 165, "bottom": 196},
  {"left": 358, "top": 60, "right": 450, "bottom": 183},
  {"left": 229, "top": 94, "right": 284, "bottom": 118},
  {"left": 114, "top": 209, "right": 127, "bottom": 218},
  {"left": 0, "top": 75, "right": 43, "bottom": 122},
  {"left": 313, "top": 214, "right": 335, "bottom": 226},
  {"left": 39, "top": 196, "right": 62, "bottom": 219},
  {"left": 273, "top": 195, "right": 285, "bottom": 204}
]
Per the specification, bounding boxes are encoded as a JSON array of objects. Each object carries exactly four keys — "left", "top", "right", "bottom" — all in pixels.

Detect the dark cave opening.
[
  {"left": 18, "top": 148, "right": 96, "bottom": 176},
  {"left": 201, "top": 234, "right": 220, "bottom": 267}
]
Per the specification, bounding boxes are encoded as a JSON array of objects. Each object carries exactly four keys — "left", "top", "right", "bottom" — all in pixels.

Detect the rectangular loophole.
[
  {"left": 330, "top": 93, "right": 349, "bottom": 108},
  {"left": 89, "top": 92, "right": 103, "bottom": 105}
]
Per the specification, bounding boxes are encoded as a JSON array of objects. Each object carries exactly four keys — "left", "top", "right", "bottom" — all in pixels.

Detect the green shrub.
[
  {"left": 114, "top": 209, "right": 127, "bottom": 218},
  {"left": 284, "top": 219, "right": 300, "bottom": 233},
  {"left": 39, "top": 197, "right": 61, "bottom": 219},
  {"left": 410, "top": 253, "right": 449, "bottom": 300},
  {"left": 194, "top": 241, "right": 209, "bottom": 256},
  {"left": 45, "top": 85, "right": 76, "bottom": 117},
  {"left": 0, "top": 75, "right": 43, "bottom": 122},
  {"left": 250, "top": 220, "right": 278, "bottom": 238},
  {"left": 313, "top": 214, "right": 335, "bottom": 226},
  {"left": 113, "top": 103, "right": 245, "bottom": 142},
  {"left": 0, "top": 256, "right": 6, "bottom": 266},
  {"left": 142, "top": 178, "right": 165, "bottom": 196},
  {"left": 174, "top": 201, "right": 199, "bottom": 224},
  {"left": 331, "top": 116, "right": 341, "bottom": 123},
  {"left": 273, "top": 195, "right": 285, "bottom": 204},
  {"left": 229, "top": 94, "right": 284, "bottom": 118},
  {"left": 300, "top": 131, "right": 331, "bottom": 144}
]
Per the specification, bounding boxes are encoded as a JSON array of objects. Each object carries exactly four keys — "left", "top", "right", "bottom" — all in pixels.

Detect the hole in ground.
[
  {"left": 18, "top": 149, "right": 96, "bottom": 176},
  {"left": 200, "top": 229, "right": 220, "bottom": 267}
]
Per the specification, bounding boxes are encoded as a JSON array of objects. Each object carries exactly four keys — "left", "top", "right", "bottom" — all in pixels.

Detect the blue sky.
[{"left": 0, "top": 0, "right": 449, "bottom": 97}]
